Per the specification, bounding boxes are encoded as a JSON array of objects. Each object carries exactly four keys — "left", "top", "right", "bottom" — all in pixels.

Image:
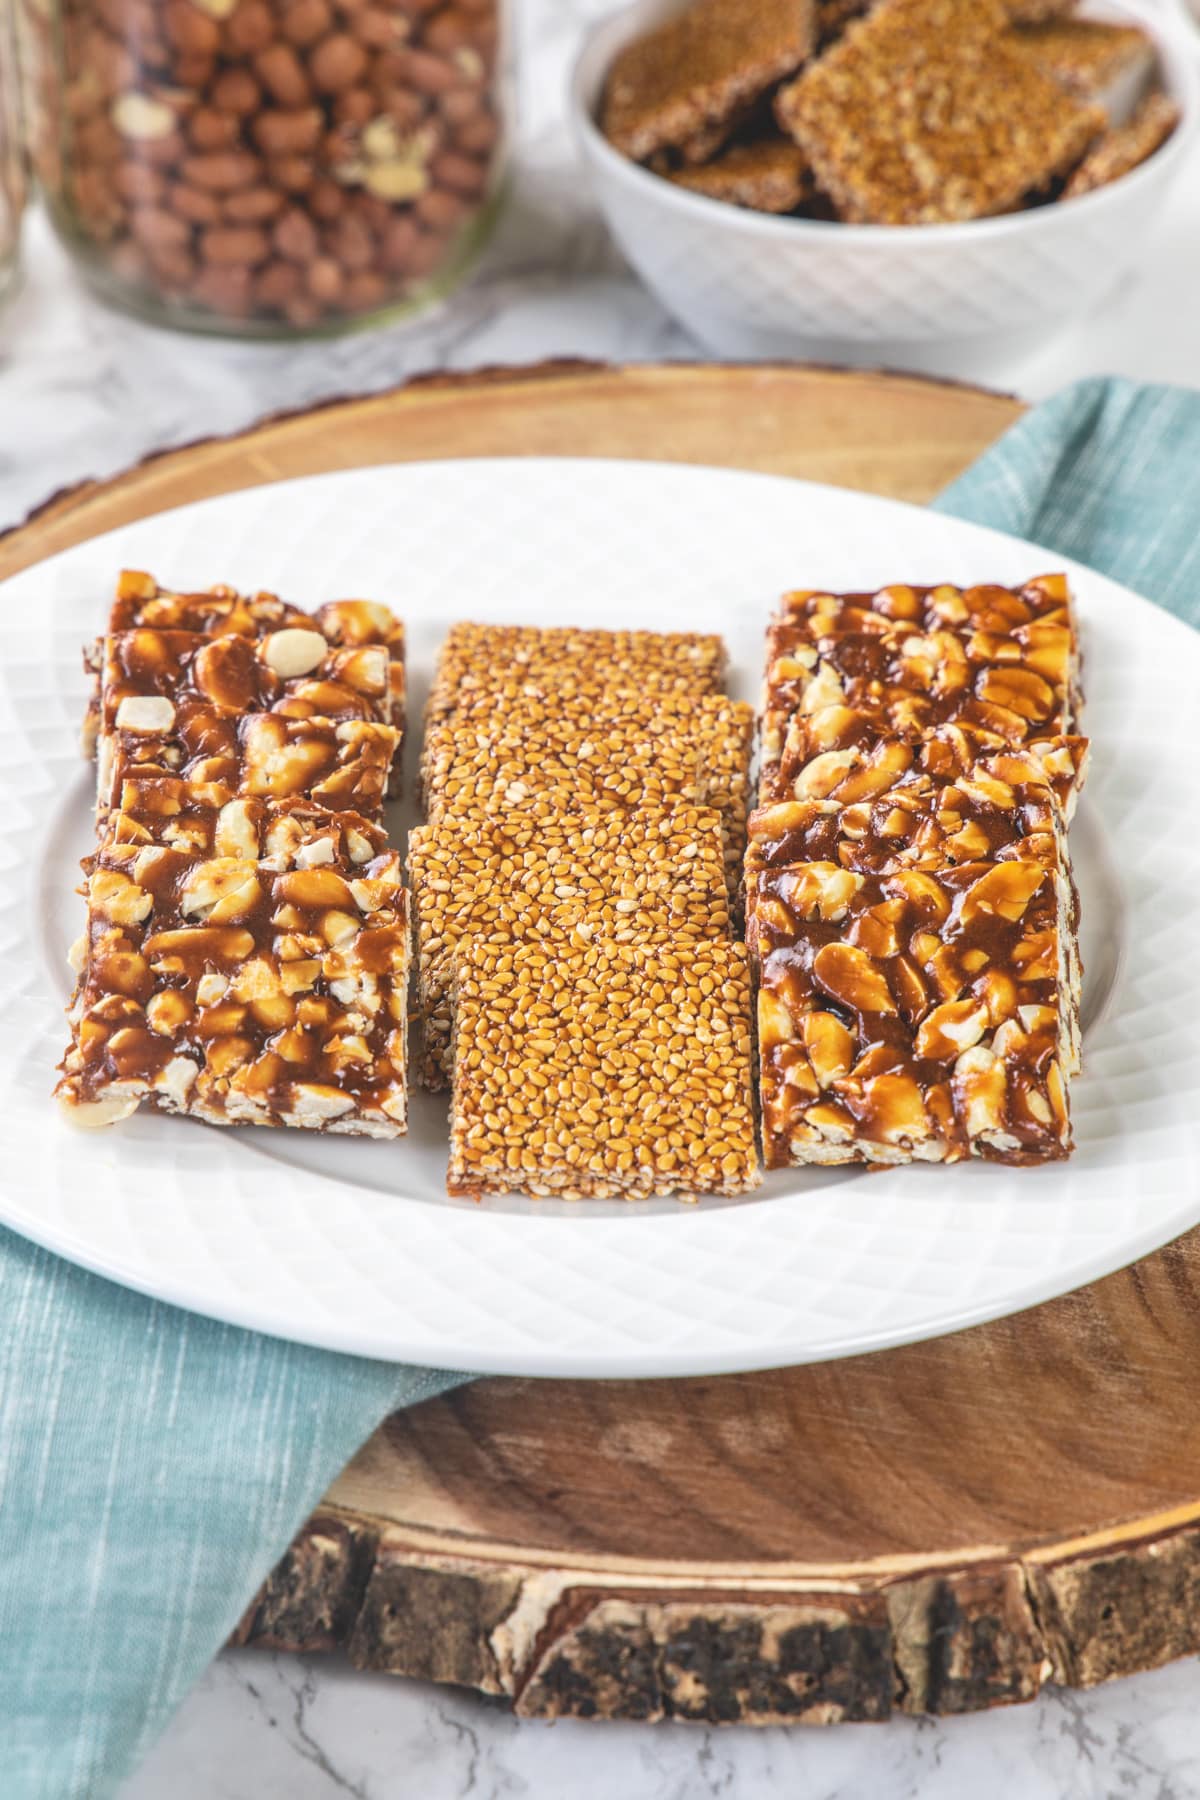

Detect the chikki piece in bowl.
[
  {"left": 410, "top": 802, "right": 731, "bottom": 1087},
  {"left": 775, "top": 0, "right": 1104, "bottom": 223},
  {"left": 57, "top": 808, "right": 410, "bottom": 1135},
  {"left": 600, "top": 0, "right": 817, "bottom": 165},
  {"left": 748, "top": 806, "right": 1079, "bottom": 1168},
  {"left": 1064, "top": 91, "right": 1180, "bottom": 197},
  {"left": 1006, "top": 18, "right": 1156, "bottom": 106},
  {"left": 447, "top": 936, "right": 760, "bottom": 1200},
  {"left": 667, "top": 133, "right": 816, "bottom": 212}
]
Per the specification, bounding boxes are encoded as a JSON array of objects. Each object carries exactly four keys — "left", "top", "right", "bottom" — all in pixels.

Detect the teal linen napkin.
[{"left": 3, "top": 373, "right": 1199, "bottom": 1798}]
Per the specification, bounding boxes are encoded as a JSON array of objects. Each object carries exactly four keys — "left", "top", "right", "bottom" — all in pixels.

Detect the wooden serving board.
[{"left": 12, "top": 360, "right": 1200, "bottom": 1727}]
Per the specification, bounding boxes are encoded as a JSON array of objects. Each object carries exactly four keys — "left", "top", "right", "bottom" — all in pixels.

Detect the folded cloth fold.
[{"left": 4, "top": 374, "right": 1200, "bottom": 1799}]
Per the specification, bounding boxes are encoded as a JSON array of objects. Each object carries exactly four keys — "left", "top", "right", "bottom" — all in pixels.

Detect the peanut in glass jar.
[
  {"left": 24, "top": 0, "right": 506, "bottom": 336},
  {"left": 0, "top": 0, "right": 26, "bottom": 305}
]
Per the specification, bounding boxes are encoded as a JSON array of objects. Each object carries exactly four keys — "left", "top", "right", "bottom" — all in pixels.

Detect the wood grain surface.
[{"left": 16, "top": 359, "right": 1200, "bottom": 1725}]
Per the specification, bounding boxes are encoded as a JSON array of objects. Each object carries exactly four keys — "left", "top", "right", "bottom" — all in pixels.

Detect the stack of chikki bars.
[
  {"left": 746, "top": 577, "right": 1087, "bottom": 1169},
  {"left": 415, "top": 621, "right": 760, "bottom": 1200},
  {"left": 56, "top": 571, "right": 410, "bottom": 1137}
]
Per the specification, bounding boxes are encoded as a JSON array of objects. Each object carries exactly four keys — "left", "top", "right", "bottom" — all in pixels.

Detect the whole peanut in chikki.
[
  {"left": 447, "top": 937, "right": 760, "bottom": 1200},
  {"left": 601, "top": 0, "right": 817, "bottom": 164},
  {"left": 775, "top": 0, "right": 1104, "bottom": 224},
  {"left": 57, "top": 806, "right": 410, "bottom": 1135}
]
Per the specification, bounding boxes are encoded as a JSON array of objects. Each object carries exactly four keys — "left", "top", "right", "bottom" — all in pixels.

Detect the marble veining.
[{"left": 4, "top": 0, "right": 1200, "bottom": 1793}]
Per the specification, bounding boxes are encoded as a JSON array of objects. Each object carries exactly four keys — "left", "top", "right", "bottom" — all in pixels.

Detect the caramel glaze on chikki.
[
  {"left": 775, "top": 0, "right": 1104, "bottom": 224},
  {"left": 600, "top": 0, "right": 817, "bottom": 165},
  {"left": 1064, "top": 92, "right": 1180, "bottom": 197},
  {"left": 410, "top": 803, "right": 731, "bottom": 1089},
  {"left": 448, "top": 937, "right": 760, "bottom": 1200},
  {"left": 57, "top": 804, "right": 410, "bottom": 1135},
  {"left": 749, "top": 770, "right": 1080, "bottom": 1170}
]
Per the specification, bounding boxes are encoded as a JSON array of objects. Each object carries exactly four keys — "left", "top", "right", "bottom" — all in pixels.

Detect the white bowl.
[
  {"left": 1167, "top": 0, "right": 1200, "bottom": 54},
  {"left": 571, "top": 0, "right": 1199, "bottom": 379}
]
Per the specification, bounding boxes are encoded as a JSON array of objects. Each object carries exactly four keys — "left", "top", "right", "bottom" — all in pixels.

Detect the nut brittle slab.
[
  {"left": 600, "top": 0, "right": 817, "bottom": 165},
  {"left": 410, "top": 803, "right": 731, "bottom": 1088},
  {"left": 57, "top": 809, "right": 409, "bottom": 1135},
  {"left": 84, "top": 574, "right": 407, "bottom": 778},
  {"left": 100, "top": 710, "right": 399, "bottom": 820},
  {"left": 750, "top": 837, "right": 1077, "bottom": 1168},
  {"left": 775, "top": 0, "right": 1103, "bottom": 224},
  {"left": 760, "top": 577, "right": 1081, "bottom": 785},
  {"left": 448, "top": 937, "right": 759, "bottom": 1201},
  {"left": 1006, "top": 18, "right": 1155, "bottom": 104}
]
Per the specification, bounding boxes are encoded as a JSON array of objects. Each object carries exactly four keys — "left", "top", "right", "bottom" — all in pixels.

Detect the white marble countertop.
[{"left": 4, "top": 0, "right": 1200, "bottom": 1794}]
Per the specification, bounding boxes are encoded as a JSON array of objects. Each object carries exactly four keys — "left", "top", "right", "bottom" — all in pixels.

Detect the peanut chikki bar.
[
  {"left": 426, "top": 623, "right": 727, "bottom": 727},
  {"left": 775, "top": 0, "right": 1103, "bottom": 225},
  {"left": 447, "top": 937, "right": 759, "bottom": 1200},
  {"left": 1064, "top": 92, "right": 1179, "bottom": 198},
  {"left": 410, "top": 803, "right": 731, "bottom": 1088},
  {"left": 100, "top": 710, "right": 399, "bottom": 820},
  {"left": 600, "top": 0, "right": 816, "bottom": 166},
  {"left": 759, "top": 577, "right": 1081, "bottom": 786},
  {"left": 57, "top": 805, "right": 409, "bottom": 1134},
  {"left": 83, "top": 573, "right": 407, "bottom": 775},
  {"left": 749, "top": 819, "right": 1078, "bottom": 1168}
]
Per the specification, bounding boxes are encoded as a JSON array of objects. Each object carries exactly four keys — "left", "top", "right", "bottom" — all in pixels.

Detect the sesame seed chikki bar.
[
  {"left": 448, "top": 937, "right": 760, "bottom": 1200},
  {"left": 426, "top": 621, "right": 727, "bottom": 725},
  {"left": 57, "top": 804, "right": 410, "bottom": 1134},
  {"left": 411, "top": 803, "right": 731, "bottom": 1088},
  {"left": 775, "top": 0, "right": 1104, "bottom": 225}
]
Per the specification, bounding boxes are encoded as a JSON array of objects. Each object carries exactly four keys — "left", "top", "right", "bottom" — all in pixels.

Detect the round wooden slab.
[{"left": 14, "top": 361, "right": 1200, "bottom": 1725}]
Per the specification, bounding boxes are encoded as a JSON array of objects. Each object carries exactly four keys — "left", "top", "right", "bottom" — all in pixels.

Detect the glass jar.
[
  {"left": 24, "top": 0, "right": 506, "bottom": 336},
  {"left": 0, "top": 0, "right": 26, "bottom": 305}
]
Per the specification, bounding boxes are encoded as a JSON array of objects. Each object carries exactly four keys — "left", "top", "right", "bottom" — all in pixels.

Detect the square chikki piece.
[
  {"left": 57, "top": 806, "right": 410, "bottom": 1134},
  {"left": 99, "top": 709, "right": 399, "bottom": 820},
  {"left": 775, "top": 0, "right": 1103, "bottom": 224},
  {"left": 1064, "top": 92, "right": 1179, "bottom": 197},
  {"left": 427, "top": 622, "right": 727, "bottom": 728},
  {"left": 424, "top": 690, "right": 754, "bottom": 890},
  {"left": 749, "top": 802, "right": 1079, "bottom": 1168},
  {"left": 84, "top": 574, "right": 406, "bottom": 779},
  {"left": 600, "top": 0, "right": 816, "bottom": 165},
  {"left": 1006, "top": 19, "right": 1156, "bottom": 106},
  {"left": 448, "top": 937, "right": 760, "bottom": 1200},
  {"left": 410, "top": 803, "right": 731, "bottom": 1087},
  {"left": 759, "top": 577, "right": 1081, "bottom": 788},
  {"left": 667, "top": 133, "right": 816, "bottom": 213}
]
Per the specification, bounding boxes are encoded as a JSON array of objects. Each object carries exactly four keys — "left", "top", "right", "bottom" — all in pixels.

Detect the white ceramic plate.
[{"left": 2, "top": 459, "right": 1197, "bottom": 1377}]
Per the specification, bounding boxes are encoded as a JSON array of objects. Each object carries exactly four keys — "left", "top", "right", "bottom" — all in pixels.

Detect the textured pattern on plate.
[{"left": 3, "top": 460, "right": 1197, "bottom": 1375}]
